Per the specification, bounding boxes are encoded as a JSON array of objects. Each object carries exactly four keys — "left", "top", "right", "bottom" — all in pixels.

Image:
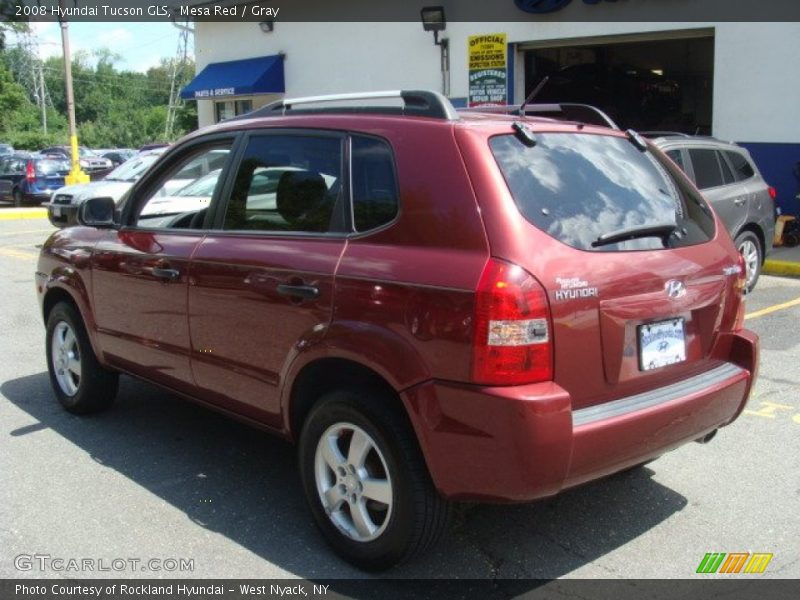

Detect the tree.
[{"left": 2, "top": 27, "right": 197, "bottom": 150}]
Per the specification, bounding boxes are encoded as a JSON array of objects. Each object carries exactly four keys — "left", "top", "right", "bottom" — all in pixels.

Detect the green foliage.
[{"left": 1, "top": 41, "right": 196, "bottom": 150}]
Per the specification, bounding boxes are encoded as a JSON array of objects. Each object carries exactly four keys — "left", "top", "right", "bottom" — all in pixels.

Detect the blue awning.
[{"left": 180, "top": 55, "right": 284, "bottom": 100}]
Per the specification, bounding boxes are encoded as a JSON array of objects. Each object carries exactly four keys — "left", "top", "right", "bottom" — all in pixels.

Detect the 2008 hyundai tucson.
[{"left": 35, "top": 91, "right": 759, "bottom": 571}]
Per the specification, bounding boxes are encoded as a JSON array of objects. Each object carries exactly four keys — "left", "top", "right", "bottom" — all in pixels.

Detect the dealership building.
[{"left": 181, "top": 12, "right": 800, "bottom": 215}]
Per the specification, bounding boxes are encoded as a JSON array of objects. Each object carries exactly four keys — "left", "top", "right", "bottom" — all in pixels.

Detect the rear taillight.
[
  {"left": 768, "top": 186, "right": 777, "bottom": 200},
  {"left": 472, "top": 258, "right": 553, "bottom": 385},
  {"left": 25, "top": 161, "right": 35, "bottom": 183}
]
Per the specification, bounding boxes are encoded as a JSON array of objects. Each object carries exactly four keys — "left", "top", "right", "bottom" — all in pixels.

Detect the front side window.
[
  {"left": 222, "top": 134, "right": 344, "bottom": 234},
  {"left": 133, "top": 144, "right": 231, "bottom": 229},
  {"left": 490, "top": 132, "right": 715, "bottom": 251}
]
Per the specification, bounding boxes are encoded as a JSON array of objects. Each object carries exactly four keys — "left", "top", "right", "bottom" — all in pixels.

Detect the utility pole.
[
  {"left": 165, "top": 22, "right": 192, "bottom": 140},
  {"left": 38, "top": 65, "right": 47, "bottom": 135},
  {"left": 59, "top": 1, "right": 88, "bottom": 184}
]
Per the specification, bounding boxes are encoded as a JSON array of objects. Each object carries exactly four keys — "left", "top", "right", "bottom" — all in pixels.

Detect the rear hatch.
[
  {"left": 477, "top": 127, "right": 743, "bottom": 409},
  {"left": 34, "top": 158, "right": 70, "bottom": 191}
]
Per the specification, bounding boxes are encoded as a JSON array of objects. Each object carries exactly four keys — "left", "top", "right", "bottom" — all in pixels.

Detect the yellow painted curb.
[
  {"left": 0, "top": 209, "right": 47, "bottom": 221},
  {"left": 762, "top": 259, "right": 800, "bottom": 278}
]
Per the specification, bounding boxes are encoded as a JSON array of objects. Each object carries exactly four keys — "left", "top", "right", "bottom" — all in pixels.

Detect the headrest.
[{"left": 276, "top": 171, "right": 327, "bottom": 224}]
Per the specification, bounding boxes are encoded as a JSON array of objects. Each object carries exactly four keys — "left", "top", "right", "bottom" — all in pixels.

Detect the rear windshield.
[
  {"left": 106, "top": 154, "right": 159, "bottom": 182},
  {"left": 490, "top": 133, "right": 715, "bottom": 251},
  {"left": 35, "top": 159, "right": 70, "bottom": 175}
]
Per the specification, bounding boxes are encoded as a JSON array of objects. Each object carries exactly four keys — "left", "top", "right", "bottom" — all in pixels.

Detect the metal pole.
[
  {"left": 59, "top": 2, "right": 88, "bottom": 184},
  {"left": 441, "top": 39, "right": 450, "bottom": 97},
  {"left": 38, "top": 66, "right": 47, "bottom": 135}
]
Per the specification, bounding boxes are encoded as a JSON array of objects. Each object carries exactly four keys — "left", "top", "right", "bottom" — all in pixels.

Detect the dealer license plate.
[
  {"left": 638, "top": 318, "right": 686, "bottom": 371},
  {"left": 52, "top": 206, "right": 61, "bottom": 217}
]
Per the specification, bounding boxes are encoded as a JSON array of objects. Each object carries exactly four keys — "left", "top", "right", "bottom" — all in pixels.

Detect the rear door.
[
  {"left": 91, "top": 139, "right": 235, "bottom": 394},
  {"left": 187, "top": 130, "right": 347, "bottom": 426},
  {"left": 486, "top": 131, "right": 740, "bottom": 410}
]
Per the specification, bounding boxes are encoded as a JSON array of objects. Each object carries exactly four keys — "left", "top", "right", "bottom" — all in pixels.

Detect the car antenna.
[{"left": 518, "top": 75, "right": 550, "bottom": 116}]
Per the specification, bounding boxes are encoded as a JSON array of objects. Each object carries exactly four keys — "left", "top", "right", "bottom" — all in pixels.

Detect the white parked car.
[{"left": 47, "top": 149, "right": 168, "bottom": 228}]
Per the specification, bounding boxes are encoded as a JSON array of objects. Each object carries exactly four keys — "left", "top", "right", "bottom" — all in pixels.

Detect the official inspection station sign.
[{"left": 468, "top": 33, "right": 507, "bottom": 107}]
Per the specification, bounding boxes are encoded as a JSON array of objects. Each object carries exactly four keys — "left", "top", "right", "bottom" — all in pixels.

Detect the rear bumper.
[
  {"left": 402, "top": 329, "right": 758, "bottom": 502},
  {"left": 23, "top": 191, "right": 51, "bottom": 204}
]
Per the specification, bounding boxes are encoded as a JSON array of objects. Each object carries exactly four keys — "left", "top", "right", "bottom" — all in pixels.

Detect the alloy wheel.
[
  {"left": 738, "top": 238, "right": 759, "bottom": 291},
  {"left": 51, "top": 321, "right": 81, "bottom": 396},
  {"left": 313, "top": 422, "right": 393, "bottom": 542}
]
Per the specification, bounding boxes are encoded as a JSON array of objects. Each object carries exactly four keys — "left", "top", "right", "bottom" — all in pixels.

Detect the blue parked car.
[{"left": 0, "top": 154, "right": 71, "bottom": 207}]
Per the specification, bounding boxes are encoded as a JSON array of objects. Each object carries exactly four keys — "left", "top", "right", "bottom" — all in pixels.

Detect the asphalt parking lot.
[{"left": 1, "top": 213, "right": 798, "bottom": 581}]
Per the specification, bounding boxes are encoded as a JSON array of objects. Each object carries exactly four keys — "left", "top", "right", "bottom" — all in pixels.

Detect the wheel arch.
[
  {"left": 735, "top": 222, "right": 766, "bottom": 264},
  {"left": 41, "top": 282, "right": 105, "bottom": 364},
  {"left": 287, "top": 357, "right": 407, "bottom": 443}
]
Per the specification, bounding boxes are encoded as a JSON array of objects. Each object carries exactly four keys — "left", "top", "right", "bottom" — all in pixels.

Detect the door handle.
[
  {"left": 734, "top": 197, "right": 747, "bottom": 206},
  {"left": 277, "top": 284, "right": 320, "bottom": 299},
  {"left": 151, "top": 267, "right": 181, "bottom": 281}
]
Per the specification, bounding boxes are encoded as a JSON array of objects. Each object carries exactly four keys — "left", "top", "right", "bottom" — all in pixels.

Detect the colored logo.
[{"left": 696, "top": 552, "right": 773, "bottom": 574}]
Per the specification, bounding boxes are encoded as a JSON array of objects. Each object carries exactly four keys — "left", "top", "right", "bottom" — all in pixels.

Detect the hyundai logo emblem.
[{"left": 665, "top": 280, "right": 686, "bottom": 299}]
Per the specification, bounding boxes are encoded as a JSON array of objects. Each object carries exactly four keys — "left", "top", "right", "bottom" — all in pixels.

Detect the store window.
[{"left": 214, "top": 99, "right": 254, "bottom": 123}]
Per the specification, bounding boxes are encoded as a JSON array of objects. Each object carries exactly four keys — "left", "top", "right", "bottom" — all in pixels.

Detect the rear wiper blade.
[{"left": 591, "top": 223, "right": 677, "bottom": 248}]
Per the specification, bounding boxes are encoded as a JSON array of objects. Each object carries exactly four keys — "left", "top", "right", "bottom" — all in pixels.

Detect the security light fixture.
[
  {"left": 259, "top": 20, "right": 274, "bottom": 33},
  {"left": 420, "top": 6, "right": 446, "bottom": 46},
  {"left": 420, "top": 6, "right": 450, "bottom": 97}
]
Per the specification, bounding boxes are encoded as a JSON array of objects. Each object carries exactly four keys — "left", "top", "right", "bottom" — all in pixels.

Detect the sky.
[{"left": 16, "top": 22, "right": 186, "bottom": 73}]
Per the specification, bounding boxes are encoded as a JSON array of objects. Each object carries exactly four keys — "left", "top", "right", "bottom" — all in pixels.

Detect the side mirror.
[{"left": 77, "top": 197, "right": 118, "bottom": 229}]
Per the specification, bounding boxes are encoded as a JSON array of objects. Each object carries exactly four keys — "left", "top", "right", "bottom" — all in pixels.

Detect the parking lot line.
[
  {"left": 0, "top": 228, "right": 53, "bottom": 237},
  {"left": 0, "top": 209, "right": 47, "bottom": 221},
  {"left": 0, "top": 247, "right": 37, "bottom": 259},
  {"left": 745, "top": 296, "right": 800, "bottom": 320}
]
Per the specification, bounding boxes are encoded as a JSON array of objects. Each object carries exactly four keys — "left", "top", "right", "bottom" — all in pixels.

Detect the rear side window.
[
  {"left": 717, "top": 151, "right": 735, "bottom": 185},
  {"left": 490, "top": 133, "right": 715, "bottom": 252},
  {"left": 351, "top": 136, "right": 399, "bottom": 231},
  {"left": 724, "top": 150, "right": 755, "bottom": 181},
  {"left": 688, "top": 148, "right": 725, "bottom": 189}
]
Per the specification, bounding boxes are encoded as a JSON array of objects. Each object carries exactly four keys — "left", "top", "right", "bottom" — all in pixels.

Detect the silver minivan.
[{"left": 650, "top": 134, "right": 775, "bottom": 292}]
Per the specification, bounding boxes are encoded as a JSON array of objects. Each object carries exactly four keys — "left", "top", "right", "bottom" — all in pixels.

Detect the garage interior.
[{"left": 521, "top": 31, "right": 714, "bottom": 134}]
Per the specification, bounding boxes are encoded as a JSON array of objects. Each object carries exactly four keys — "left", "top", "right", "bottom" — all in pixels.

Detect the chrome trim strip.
[{"left": 572, "top": 363, "right": 745, "bottom": 428}]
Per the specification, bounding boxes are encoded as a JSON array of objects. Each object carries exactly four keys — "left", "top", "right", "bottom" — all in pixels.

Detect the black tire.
[
  {"left": 13, "top": 188, "right": 23, "bottom": 208},
  {"left": 45, "top": 301, "right": 118, "bottom": 415},
  {"left": 734, "top": 230, "right": 762, "bottom": 293},
  {"left": 298, "top": 389, "right": 450, "bottom": 571}
]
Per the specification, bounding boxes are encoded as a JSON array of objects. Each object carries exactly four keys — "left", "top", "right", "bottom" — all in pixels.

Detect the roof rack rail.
[
  {"left": 639, "top": 131, "right": 693, "bottom": 138},
  {"left": 460, "top": 103, "right": 619, "bottom": 130},
  {"left": 228, "top": 90, "right": 459, "bottom": 122}
]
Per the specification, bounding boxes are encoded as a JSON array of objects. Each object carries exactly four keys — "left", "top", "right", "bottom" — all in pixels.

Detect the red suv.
[{"left": 35, "top": 91, "right": 758, "bottom": 571}]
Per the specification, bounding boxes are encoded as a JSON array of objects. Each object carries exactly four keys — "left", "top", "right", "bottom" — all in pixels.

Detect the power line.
[
  {"left": 165, "top": 24, "right": 192, "bottom": 139},
  {"left": 40, "top": 66, "right": 176, "bottom": 93}
]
